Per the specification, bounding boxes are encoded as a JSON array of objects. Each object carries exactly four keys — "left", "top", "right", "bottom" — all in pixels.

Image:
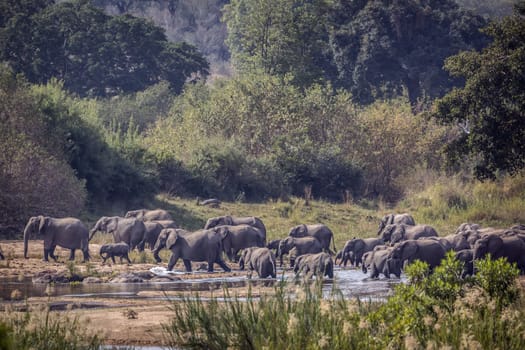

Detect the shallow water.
[{"left": 0, "top": 266, "right": 405, "bottom": 302}]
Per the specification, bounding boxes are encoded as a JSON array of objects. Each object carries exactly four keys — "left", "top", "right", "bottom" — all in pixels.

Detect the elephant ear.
[
  {"left": 215, "top": 226, "right": 230, "bottom": 240},
  {"left": 106, "top": 218, "right": 118, "bottom": 233},
  {"left": 224, "top": 216, "right": 233, "bottom": 225},
  {"left": 387, "top": 214, "right": 395, "bottom": 225},
  {"left": 38, "top": 216, "right": 48, "bottom": 234},
  {"left": 166, "top": 231, "right": 179, "bottom": 250},
  {"left": 354, "top": 239, "right": 365, "bottom": 253},
  {"left": 488, "top": 235, "right": 504, "bottom": 253},
  {"left": 400, "top": 241, "right": 418, "bottom": 261}
]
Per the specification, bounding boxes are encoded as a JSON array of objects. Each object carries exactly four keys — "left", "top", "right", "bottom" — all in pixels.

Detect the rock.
[
  {"left": 109, "top": 272, "right": 155, "bottom": 283},
  {"left": 32, "top": 270, "right": 83, "bottom": 284},
  {"left": 82, "top": 277, "right": 103, "bottom": 284},
  {"left": 149, "top": 275, "right": 181, "bottom": 282}
]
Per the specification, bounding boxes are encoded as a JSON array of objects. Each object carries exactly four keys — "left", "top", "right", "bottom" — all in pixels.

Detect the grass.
[{"left": 163, "top": 255, "right": 525, "bottom": 350}]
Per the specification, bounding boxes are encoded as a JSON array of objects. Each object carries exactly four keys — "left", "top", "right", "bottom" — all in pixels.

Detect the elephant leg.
[
  {"left": 49, "top": 247, "right": 58, "bottom": 262},
  {"left": 215, "top": 258, "right": 231, "bottom": 272},
  {"left": 183, "top": 259, "right": 192, "bottom": 272},
  {"left": 167, "top": 254, "right": 179, "bottom": 271},
  {"left": 125, "top": 254, "right": 132, "bottom": 264},
  {"left": 111, "top": 255, "right": 116, "bottom": 264},
  {"left": 43, "top": 248, "right": 50, "bottom": 262},
  {"left": 82, "top": 249, "right": 89, "bottom": 262},
  {"left": 207, "top": 260, "right": 215, "bottom": 273},
  {"left": 69, "top": 249, "right": 76, "bottom": 261}
]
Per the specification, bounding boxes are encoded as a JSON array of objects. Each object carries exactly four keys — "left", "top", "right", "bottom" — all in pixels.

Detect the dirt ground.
[{"left": 0, "top": 240, "right": 276, "bottom": 346}]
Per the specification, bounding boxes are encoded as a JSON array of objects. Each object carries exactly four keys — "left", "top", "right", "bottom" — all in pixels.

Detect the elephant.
[
  {"left": 294, "top": 252, "right": 334, "bottom": 280},
  {"left": 152, "top": 228, "right": 191, "bottom": 263},
  {"left": 288, "top": 224, "right": 336, "bottom": 254},
  {"left": 377, "top": 213, "right": 415, "bottom": 235},
  {"left": 212, "top": 225, "right": 265, "bottom": 262},
  {"left": 277, "top": 236, "right": 323, "bottom": 267},
  {"left": 23, "top": 216, "right": 90, "bottom": 262},
  {"left": 267, "top": 239, "right": 281, "bottom": 253},
  {"left": 439, "top": 232, "right": 471, "bottom": 251},
  {"left": 143, "top": 222, "right": 164, "bottom": 250},
  {"left": 472, "top": 234, "right": 525, "bottom": 273},
  {"left": 387, "top": 239, "right": 447, "bottom": 273},
  {"left": 455, "top": 249, "right": 474, "bottom": 278},
  {"left": 163, "top": 229, "right": 231, "bottom": 272},
  {"left": 336, "top": 237, "right": 383, "bottom": 267},
  {"left": 362, "top": 247, "right": 401, "bottom": 279},
  {"left": 380, "top": 224, "right": 438, "bottom": 245},
  {"left": 99, "top": 242, "right": 131, "bottom": 264},
  {"left": 89, "top": 216, "right": 146, "bottom": 252},
  {"left": 204, "top": 216, "right": 267, "bottom": 241},
  {"left": 239, "top": 247, "right": 276, "bottom": 278},
  {"left": 125, "top": 209, "right": 173, "bottom": 222},
  {"left": 455, "top": 223, "right": 481, "bottom": 234},
  {"left": 152, "top": 220, "right": 178, "bottom": 229}
]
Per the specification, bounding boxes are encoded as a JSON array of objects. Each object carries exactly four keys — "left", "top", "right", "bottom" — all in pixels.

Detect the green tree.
[
  {"left": 0, "top": 0, "right": 209, "bottom": 97},
  {"left": 432, "top": 4, "right": 525, "bottom": 179}
]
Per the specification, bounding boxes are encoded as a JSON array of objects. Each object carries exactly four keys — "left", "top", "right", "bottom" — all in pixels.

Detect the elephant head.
[
  {"left": 380, "top": 225, "right": 397, "bottom": 243},
  {"left": 23, "top": 216, "right": 47, "bottom": 258},
  {"left": 473, "top": 235, "right": 503, "bottom": 260},
  {"left": 377, "top": 214, "right": 395, "bottom": 234},
  {"left": 153, "top": 228, "right": 177, "bottom": 263},
  {"left": 289, "top": 224, "right": 307, "bottom": 237},
  {"left": 239, "top": 247, "right": 254, "bottom": 271},
  {"left": 212, "top": 226, "right": 233, "bottom": 259},
  {"left": 389, "top": 226, "right": 407, "bottom": 244},
  {"left": 89, "top": 216, "right": 117, "bottom": 240},
  {"left": 277, "top": 237, "right": 295, "bottom": 266}
]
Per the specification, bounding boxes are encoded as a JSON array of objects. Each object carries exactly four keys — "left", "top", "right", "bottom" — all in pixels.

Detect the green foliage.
[
  {"left": 456, "top": 0, "right": 515, "bottom": 18},
  {"left": 0, "top": 0, "right": 209, "bottom": 97},
  {"left": 474, "top": 254, "right": 520, "bottom": 307},
  {"left": 433, "top": 7, "right": 525, "bottom": 179},
  {"left": 0, "top": 306, "right": 101, "bottom": 350}
]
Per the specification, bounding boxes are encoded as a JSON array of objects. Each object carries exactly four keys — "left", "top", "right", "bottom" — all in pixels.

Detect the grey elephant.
[
  {"left": 377, "top": 213, "right": 415, "bottom": 235},
  {"left": 143, "top": 222, "right": 164, "bottom": 250},
  {"left": 152, "top": 220, "right": 178, "bottom": 229},
  {"left": 439, "top": 232, "right": 471, "bottom": 251},
  {"left": 387, "top": 239, "right": 446, "bottom": 273},
  {"left": 473, "top": 234, "right": 525, "bottom": 273},
  {"left": 336, "top": 237, "right": 383, "bottom": 267},
  {"left": 455, "top": 249, "right": 474, "bottom": 278},
  {"left": 204, "top": 215, "right": 267, "bottom": 241},
  {"left": 381, "top": 224, "right": 438, "bottom": 245},
  {"left": 455, "top": 223, "right": 481, "bottom": 234},
  {"left": 267, "top": 239, "right": 281, "bottom": 253},
  {"left": 212, "top": 225, "right": 265, "bottom": 261},
  {"left": 23, "top": 216, "right": 90, "bottom": 262},
  {"left": 288, "top": 224, "right": 336, "bottom": 254},
  {"left": 163, "top": 229, "right": 231, "bottom": 272},
  {"left": 239, "top": 247, "right": 276, "bottom": 278},
  {"left": 125, "top": 208, "right": 173, "bottom": 222},
  {"left": 277, "top": 236, "right": 323, "bottom": 267},
  {"left": 362, "top": 247, "right": 401, "bottom": 279},
  {"left": 89, "top": 216, "right": 146, "bottom": 251},
  {"left": 294, "top": 252, "right": 334, "bottom": 280},
  {"left": 152, "top": 228, "right": 191, "bottom": 263},
  {"left": 99, "top": 242, "right": 131, "bottom": 264}
]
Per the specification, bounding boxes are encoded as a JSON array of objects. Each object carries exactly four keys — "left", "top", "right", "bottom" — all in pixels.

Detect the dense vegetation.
[
  {"left": 0, "top": 0, "right": 524, "bottom": 234},
  {"left": 164, "top": 255, "right": 525, "bottom": 349}
]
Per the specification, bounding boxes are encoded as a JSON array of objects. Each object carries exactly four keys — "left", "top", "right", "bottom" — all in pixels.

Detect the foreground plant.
[
  {"left": 0, "top": 304, "right": 101, "bottom": 350},
  {"left": 164, "top": 254, "right": 525, "bottom": 350}
]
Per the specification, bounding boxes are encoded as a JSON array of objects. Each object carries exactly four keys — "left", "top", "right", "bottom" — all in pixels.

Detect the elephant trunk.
[
  {"left": 89, "top": 225, "right": 99, "bottom": 242},
  {"left": 23, "top": 223, "right": 31, "bottom": 259}
]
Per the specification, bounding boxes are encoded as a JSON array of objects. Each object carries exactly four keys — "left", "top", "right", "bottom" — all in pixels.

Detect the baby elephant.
[
  {"left": 294, "top": 252, "right": 334, "bottom": 280},
  {"left": 99, "top": 242, "right": 131, "bottom": 264},
  {"left": 239, "top": 247, "right": 276, "bottom": 279}
]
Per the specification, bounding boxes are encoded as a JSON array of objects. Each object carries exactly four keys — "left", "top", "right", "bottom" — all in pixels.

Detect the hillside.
[{"left": 91, "top": 0, "right": 231, "bottom": 76}]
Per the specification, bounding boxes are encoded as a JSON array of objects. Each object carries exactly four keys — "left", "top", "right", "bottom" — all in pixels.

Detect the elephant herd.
[
  {"left": 15, "top": 209, "right": 525, "bottom": 281},
  {"left": 336, "top": 213, "right": 525, "bottom": 279}
]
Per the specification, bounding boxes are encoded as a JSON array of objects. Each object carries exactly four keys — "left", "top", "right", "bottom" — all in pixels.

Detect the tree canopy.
[
  {"left": 432, "top": 4, "right": 525, "bottom": 179},
  {"left": 0, "top": 0, "right": 209, "bottom": 97}
]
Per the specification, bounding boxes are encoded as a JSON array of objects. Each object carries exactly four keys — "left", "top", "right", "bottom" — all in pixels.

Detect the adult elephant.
[
  {"left": 294, "top": 252, "right": 334, "bottom": 280},
  {"left": 336, "top": 237, "right": 383, "bottom": 267},
  {"left": 204, "top": 216, "right": 266, "bottom": 241},
  {"left": 455, "top": 249, "right": 474, "bottom": 278},
  {"left": 125, "top": 209, "right": 173, "bottom": 222},
  {"left": 381, "top": 224, "right": 438, "bottom": 245},
  {"left": 143, "top": 222, "right": 164, "bottom": 250},
  {"left": 212, "top": 225, "right": 265, "bottom": 262},
  {"left": 152, "top": 228, "right": 191, "bottom": 263},
  {"left": 377, "top": 213, "right": 415, "bottom": 235},
  {"left": 440, "top": 232, "right": 471, "bottom": 251},
  {"left": 387, "top": 239, "right": 446, "bottom": 273},
  {"left": 277, "top": 236, "right": 323, "bottom": 267},
  {"left": 162, "top": 229, "right": 231, "bottom": 272},
  {"left": 362, "top": 247, "right": 400, "bottom": 279},
  {"left": 89, "top": 216, "right": 146, "bottom": 252},
  {"left": 288, "top": 224, "right": 336, "bottom": 254},
  {"left": 239, "top": 247, "right": 276, "bottom": 279},
  {"left": 23, "top": 216, "right": 90, "bottom": 262},
  {"left": 473, "top": 234, "right": 525, "bottom": 273}
]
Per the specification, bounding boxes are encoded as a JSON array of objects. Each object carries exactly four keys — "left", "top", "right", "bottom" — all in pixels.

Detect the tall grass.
[
  {"left": 0, "top": 303, "right": 101, "bottom": 350},
  {"left": 163, "top": 256, "right": 525, "bottom": 350}
]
